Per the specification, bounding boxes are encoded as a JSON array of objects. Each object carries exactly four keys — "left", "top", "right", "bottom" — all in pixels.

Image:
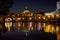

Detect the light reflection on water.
[{"left": 0, "top": 22, "right": 60, "bottom": 40}]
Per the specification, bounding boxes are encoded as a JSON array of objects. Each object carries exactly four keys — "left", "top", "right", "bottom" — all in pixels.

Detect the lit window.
[{"left": 43, "top": 23, "right": 46, "bottom": 27}]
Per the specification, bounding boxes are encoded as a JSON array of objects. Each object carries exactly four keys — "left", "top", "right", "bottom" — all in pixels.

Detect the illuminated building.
[
  {"left": 0, "top": 7, "right": 60, "bottom": 34},
  {"left": 57, "top": 1, "right": 60, "bottom": 9},
  {"left": 55, "top": 1, "right": 60, "bottom": 13},
  {"left": 22, "top": 6, "right": 31, "bottom": 14},
  {"left": 5, "top": 17, "right": 12, "bottom": 31},
  {"left": 56, "top": 14, "right": 59, "bottom": 18},
  {"left": 2, "top": 13, "right": 60, "bottom": 33}
]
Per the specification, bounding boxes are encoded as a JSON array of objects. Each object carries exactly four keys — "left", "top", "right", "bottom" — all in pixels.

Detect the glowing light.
[
  {"left": 56, "top": 26, "right": 59, "bottom": 32},
  {"left": 51, "top": 14, "right": 54, "bottom": 18},
  {"left": 45, "top": 13, "right": 54, "bottom": 16},
  {"left": 18, "top": 22, "right": 21, "bottom": 27},
  {"left": 5, "top": 18, "right": 12, "bottom": 28},
  {"left": 38, "top": 17, "right": 41, "bottom": 19},
  {"left": 51, "top": 26, "right": 55, "bottom": 33},
  {"left": 31, "top": 27, "right": 33, "bottom": 30},
  {"left": 23, "top": 10, "right": 30, "bottom": 13},
  {"left": 5, "top": 22, "right": 12, "bottom": 32},
  {"left": 18, "top": 22, "right": 21, "bottom": 31},
  {"left": 22, "top": 17, "right": 25, "bottom": 20},
  {"left": 47, "top": 15, "right": 50, "bottom": 19},
  {"left": 43, "top": 16, "right": 45, "bottom": 20},
  {"left": 17, "top": 14, "right": 20, "bottom": 16},
  {"left": 8, "top": 27, "right": 10, "bottom": 32},
  {"left": 28, "top": 22, "right": 32, "bottom": 27},
  {"left": 31, "top": 13, "right": 33, "bottom": 16},
  {"left": 56, "top": 14, "right": 59, "bottom": 18},
  {"left": 37, "top": 22, "right": 41, "bottom": 30},
  {"left": 5, "top": 22, "right": 12, "bottom": 28},
  {"left": 17, "top": 18, "right": 21, "bottom": 21},
  {"left": 29, "top": 17, "right": 32, "bottom": 20},
  {"left": 38, "top": 22, "right": 41, "bottom": 27},
  {"left": 5, "top": 18, "right": 12, "bottom": 21},
  {"left": 44, "top": 25, "right": 51, "bottom": 32},
  {"left": 13, "top": 18, "right": 15, "bottom": 20}
]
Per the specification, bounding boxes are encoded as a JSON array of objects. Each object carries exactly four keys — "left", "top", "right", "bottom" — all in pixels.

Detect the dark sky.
[{"left": 9, "top": 0, "right": 57, "bottom": 13}]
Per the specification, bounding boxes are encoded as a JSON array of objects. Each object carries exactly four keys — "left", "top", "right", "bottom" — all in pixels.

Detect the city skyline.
[{"left": 10, "top": 0, "right": 57, "bottom": 13}]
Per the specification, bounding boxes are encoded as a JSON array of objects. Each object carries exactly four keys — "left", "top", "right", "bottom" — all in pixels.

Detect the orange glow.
[
  {"left": 51, "top": 26, "right": 55, "bottom": 33},
  {"left": 56, "top": 14, "right": 59, "bottom": 18},
  {"left": 38, "top": 17, "right": 41, "bottom": 19},
  {"left": 51, "top": 14, "right": 54, "bottom": 18},
  {"left": 17, "top": 18, "right": 21, "bottom": 21},
  {"left": 43, "top": 16, "right": 45, "bottom": 20},
  {"left": 56, "top": 26, "right": 59, "bottom": 33},
  {"left": 47, "top": 15, "right": 50, "bottom": 19},
  {"left": 43, "top": 23, "right": 46, "bottom": 27},
  {"left": 29, "top": 17, "right": 32, "bottom": 20},
  {"left": 44, "top": 25, "right": 51, "bottom": 32}
]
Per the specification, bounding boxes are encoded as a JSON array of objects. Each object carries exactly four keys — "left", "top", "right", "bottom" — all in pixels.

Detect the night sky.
[{"left": 10, "top": 0, "right": 57, "bottom": 13}]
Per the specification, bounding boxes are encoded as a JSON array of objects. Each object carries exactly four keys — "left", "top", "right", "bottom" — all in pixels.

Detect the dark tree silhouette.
[{"left": 0, "top": 0, "right": 13, "bottom": 15}]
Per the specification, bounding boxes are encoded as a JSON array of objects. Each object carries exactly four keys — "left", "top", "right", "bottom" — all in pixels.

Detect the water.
[{"left": 0, "top": 31, "right": 57, "bottom": 40}]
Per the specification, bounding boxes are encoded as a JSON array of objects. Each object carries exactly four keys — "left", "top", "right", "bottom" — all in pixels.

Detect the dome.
[
  {"left": 23, "top": 10, "right": 30, "bottom": 13},
  {"left": 23, "top": 6, "right": 30, "bottom": 13}
]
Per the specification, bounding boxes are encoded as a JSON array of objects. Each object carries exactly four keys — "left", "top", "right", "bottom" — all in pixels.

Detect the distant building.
[
  {"left": 45, "top": 1, "right": 60, "bottom": 16},
  {"left": 57, "top": 1, "right": 60, "bottom": 9},
  {"left": 22, "top": 6, "right": 31, "bottom": 14},
  {"left": 56, "top": 1, "right": 60, "bottom": 13}
]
